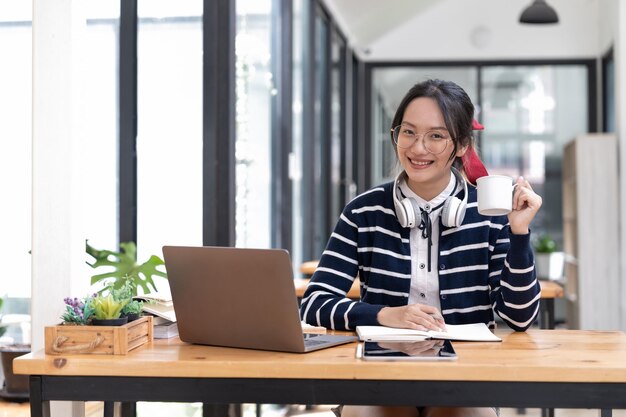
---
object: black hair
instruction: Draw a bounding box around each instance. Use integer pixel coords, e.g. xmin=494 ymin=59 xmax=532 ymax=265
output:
xmin=390 ymin=79 xmax=475 ymax=167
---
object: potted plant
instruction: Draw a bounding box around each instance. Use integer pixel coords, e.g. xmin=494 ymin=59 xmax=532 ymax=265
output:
xmin=91 ymin=294 xmax=129 ymax=326
xmin=0 ymin=296 xmax=30 ymax=402
xmin=121 ymin=299 xmax=144 ymax=322
xmin=533 ymin=234 xmax=564 ymax=281
xmin=60 ymin=282 xmax=136 ymax=327
xmin=109 ymin=279 xmax=144 ymax=322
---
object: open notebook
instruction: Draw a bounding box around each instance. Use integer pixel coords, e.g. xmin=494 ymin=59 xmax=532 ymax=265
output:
xmin=356 ymin=323 xmax=502 ymax=342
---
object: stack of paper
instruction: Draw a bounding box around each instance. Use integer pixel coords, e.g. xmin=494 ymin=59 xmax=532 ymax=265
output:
xmin=153 ymin=322 xmax=179 ymax=339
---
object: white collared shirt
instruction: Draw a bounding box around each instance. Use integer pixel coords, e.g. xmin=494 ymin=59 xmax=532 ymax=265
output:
xmin=399 ymin=174 xmax=457 ymax=309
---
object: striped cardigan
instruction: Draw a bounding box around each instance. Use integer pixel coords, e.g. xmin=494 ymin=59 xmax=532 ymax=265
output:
xmin=300 ymin=181 xmax=540 ymax=332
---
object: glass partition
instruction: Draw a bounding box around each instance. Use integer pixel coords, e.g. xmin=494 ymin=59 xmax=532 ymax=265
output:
xmin=481 ymin=65 xmax=588 ymax=244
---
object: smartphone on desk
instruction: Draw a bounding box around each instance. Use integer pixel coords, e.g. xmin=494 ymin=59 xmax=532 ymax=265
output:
xmin=359 ymin=339 xmax=457 ymax=361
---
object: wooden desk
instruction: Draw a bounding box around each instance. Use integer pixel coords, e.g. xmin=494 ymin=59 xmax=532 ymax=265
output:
xmin=295 ymin=278 xmax=563 ymax=329
xmin=15 ymin=330 xmax=626 ymax=417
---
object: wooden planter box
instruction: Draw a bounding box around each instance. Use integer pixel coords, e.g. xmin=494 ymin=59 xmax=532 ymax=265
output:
xmin=45 ymin=315 xmax=153 ymax=355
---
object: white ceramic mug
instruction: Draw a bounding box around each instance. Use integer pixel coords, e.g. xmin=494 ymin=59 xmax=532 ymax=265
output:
xmin=476 ymin=175 xmax=516 ymax=216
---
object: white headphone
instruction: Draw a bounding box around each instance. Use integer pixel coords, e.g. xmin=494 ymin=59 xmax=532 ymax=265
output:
xmin=392 ymin=166 xmax=468 ymax=229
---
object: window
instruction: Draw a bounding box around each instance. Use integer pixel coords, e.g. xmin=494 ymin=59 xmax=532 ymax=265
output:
xmin=84 ymin=1 xmax=121 ymax=255
xmin=235 ymin=0 xmax=273 ymax=248
xmin=329 ymin=28 xmax=346 ymax=222
xmin=291 ymin=0 xmax=305 ymax=267
xmin=0 ymin=2 xmax=32 ymax=298
xmin=136 ymin=1 xmax=203 ymax=266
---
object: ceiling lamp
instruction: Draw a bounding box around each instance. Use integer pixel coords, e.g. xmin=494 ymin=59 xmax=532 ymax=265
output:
xmin=519 ymin=0 xmax=559 ymax=24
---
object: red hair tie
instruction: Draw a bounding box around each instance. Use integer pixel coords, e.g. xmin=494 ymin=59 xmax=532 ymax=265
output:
xmin=462 ymin=120 xmax=488 ymax=185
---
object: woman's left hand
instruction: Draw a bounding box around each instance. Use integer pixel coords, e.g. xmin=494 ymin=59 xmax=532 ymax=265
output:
xmin=508 ymin=177 xmax=542 ymax=235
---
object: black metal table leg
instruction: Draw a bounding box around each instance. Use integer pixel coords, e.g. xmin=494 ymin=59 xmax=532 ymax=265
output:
xmin=104 ymin=401 xmax=115 ymax=417
xmin=203 ymin=403 xmax=230 ymax=417
xmin=121 ymin=401 xmax=137 ymax=417
xmin=29 ymin=376 xmax=51 ymax=417
xmin=542 ymin=298 xmax=555 ymax=329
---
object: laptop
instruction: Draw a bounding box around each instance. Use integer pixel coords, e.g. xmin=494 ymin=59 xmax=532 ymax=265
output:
xmin=162 ymin=246 xmax=357 ymax=353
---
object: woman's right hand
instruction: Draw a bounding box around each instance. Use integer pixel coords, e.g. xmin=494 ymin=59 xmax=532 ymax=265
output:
xmin=377 ymin=304 xmax=446 ymax=332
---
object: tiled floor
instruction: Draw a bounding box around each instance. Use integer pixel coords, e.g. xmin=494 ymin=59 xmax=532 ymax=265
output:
xmin=0 ymin=400 xmax=105 ymax=417
xmin=0 ymin=400 xmax=29 ymax=417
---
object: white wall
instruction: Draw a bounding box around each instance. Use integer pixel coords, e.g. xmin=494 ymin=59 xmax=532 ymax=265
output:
xmin=598 ymin=0 xmax=617 ymax=55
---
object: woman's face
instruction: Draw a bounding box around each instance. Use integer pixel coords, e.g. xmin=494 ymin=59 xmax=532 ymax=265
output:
xmin=397 ymin=97 xmax=467 ymax=197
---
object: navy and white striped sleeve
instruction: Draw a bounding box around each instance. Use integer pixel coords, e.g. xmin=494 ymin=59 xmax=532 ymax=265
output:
xmin=299 ymin=204 xmax=385 ymax=330
xmin=489 ymin=226 xmax=540 ymax=331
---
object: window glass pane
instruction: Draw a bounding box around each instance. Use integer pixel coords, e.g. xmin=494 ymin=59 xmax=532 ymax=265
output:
xmin=291 ymin=0 xmax=304 ymax=269
xmin=235 ymin=0 xmax=273 ymax=248
xmin=370 ymin=67 xmax=478 ymax=185
xmin=329 ymin=30 xmax=345 ymax=222
xmin=0 ymin=2 xmax=32 ymax=298
xmin=312 ymin=11 xmax=329 ymax=256
xmin=481 ymin=65 xmax=588 ymax=245
xmin=84 ymin=1 xmax=120 ymax=255
xmin=137 ymin=2 xmax=203 ymax=276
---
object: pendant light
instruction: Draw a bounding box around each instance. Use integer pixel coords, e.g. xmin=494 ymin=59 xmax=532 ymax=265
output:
xmin=519 ymin=0 xmax=559 ymax=24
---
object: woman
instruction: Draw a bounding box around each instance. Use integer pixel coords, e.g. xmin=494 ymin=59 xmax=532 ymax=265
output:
xmin=300 ymin=79 xmax=542 ymax=417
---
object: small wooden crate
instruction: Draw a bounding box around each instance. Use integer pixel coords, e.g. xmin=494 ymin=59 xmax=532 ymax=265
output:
xmin=45 ymin=315 xmax=153 ymax=355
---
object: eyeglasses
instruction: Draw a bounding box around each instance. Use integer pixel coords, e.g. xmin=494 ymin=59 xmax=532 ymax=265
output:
xmin=391 ymin=125 xmax=451 ymax=155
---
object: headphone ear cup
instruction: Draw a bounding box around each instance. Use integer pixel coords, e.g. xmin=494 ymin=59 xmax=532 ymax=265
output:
xmin=400 ymin=198 xmax=416 ymax=228
xmin=441 ymin=197 xmax=463 ymax=228
xmin=395 ymin=198 xmax=409 ymax=227
xmin=442 ymin=167 xmax=469 ymax=228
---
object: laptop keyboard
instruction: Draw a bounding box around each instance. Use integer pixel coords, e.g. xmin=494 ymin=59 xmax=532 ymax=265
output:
xmin=303 ymin=333 xmax=327 ymax=346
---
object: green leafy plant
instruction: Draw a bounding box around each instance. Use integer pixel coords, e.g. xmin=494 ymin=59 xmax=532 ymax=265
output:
xmin=92 ymin=294 xmax=128 ymax=320
xmin=86 ymin=241 xmax=167 ymax=296
xmin=534 ymin=234 xmax=558 ymax=254
xmin=108 ymin=279 xmax=144 ymax=316
xmin=60 ymin=280 xmax=142 ymax=325
xmin=122 ymin=299 xmax=144 ymax=316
